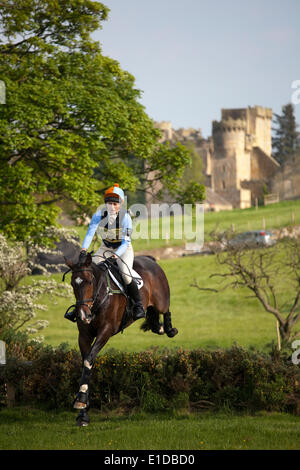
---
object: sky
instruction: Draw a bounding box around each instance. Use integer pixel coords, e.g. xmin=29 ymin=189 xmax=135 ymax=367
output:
xmin=93 ymin=0 xmax=300 ymax=138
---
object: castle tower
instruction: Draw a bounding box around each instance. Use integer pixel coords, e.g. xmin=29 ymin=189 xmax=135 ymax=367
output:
xmin=211 ymin=106 xmax=277 ymax=208
xmin=212 ymin=116 xmax=251 ymax=208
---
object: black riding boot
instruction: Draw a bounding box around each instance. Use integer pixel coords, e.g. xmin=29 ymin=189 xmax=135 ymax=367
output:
xmin=64 ymin=307 xmax=77 ymax=322
xmin=127 ymin=280 xmax=146 ymax=320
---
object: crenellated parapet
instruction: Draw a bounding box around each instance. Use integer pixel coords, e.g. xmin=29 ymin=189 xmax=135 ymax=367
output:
xmin=212 ymin=118 xmax=247 ymax=133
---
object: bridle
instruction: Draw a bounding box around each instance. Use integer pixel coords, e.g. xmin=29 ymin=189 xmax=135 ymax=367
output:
xmin=63 ymin=267 xmax=97 ymax=320
xmin=73 ymin=267 xmax=96 ymax=312
xmin=63 ymin=262 xmax=124 ymax=322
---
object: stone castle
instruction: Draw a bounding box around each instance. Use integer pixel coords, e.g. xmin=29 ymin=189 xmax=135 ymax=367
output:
xmin=155 ymin=106 xmax=282 ymax=209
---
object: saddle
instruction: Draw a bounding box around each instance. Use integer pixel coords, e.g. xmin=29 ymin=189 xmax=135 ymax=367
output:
xmin=98 ymin=258 xmax=144 ymax=332
xmin=99 ymin=258 xmax=143 ymax=293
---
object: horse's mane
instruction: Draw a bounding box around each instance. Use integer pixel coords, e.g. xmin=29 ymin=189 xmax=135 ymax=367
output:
xmin=91 ymin=259 xmax=119 ymax=277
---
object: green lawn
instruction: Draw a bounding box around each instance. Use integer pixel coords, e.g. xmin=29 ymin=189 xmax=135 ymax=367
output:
xmin=201 ymin=199 xmax=300 ymax=240
xmin=5 ymin=202 xmax=300 ymax=451
xmin=35 ymin=251 xmax=285 ymax=352
xmin=1 ymin=407 xmax=300 ymax=450
xmin=36 ymin=199 xmax=300 ymax=351
xmin=4 ymin=201 xmax=300 ymax=451
xmin=73 ymin=199 xmax=300 ymax=252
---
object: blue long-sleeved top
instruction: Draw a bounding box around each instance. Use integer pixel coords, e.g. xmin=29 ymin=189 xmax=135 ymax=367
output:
xmin=82 ymin=209 xmax=132 ymax=257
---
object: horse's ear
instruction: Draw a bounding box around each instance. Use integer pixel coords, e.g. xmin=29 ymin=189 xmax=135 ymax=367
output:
xmin=85 ymin=253 xmax=92 ymax=266
xmin=64 ymin=257 xmax=74 ymax=269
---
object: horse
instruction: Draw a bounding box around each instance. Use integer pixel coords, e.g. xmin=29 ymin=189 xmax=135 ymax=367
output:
xmin=64 ymin=252 xmax=178 ymax=426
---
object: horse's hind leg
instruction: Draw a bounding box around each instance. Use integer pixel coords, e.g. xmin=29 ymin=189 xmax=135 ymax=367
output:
xmin=141 ymin=306 xmax=164 ymax=335
xmin=163 ymin=310 xmax=178 ymax=338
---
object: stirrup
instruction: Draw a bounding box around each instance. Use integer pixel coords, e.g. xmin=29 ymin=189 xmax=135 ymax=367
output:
xmin=64 ymin=307 xmax=77 ymax=323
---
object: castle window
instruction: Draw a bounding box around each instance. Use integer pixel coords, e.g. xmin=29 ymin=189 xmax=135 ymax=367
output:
xmin=222 ymin=180 xmax=226 ymax=189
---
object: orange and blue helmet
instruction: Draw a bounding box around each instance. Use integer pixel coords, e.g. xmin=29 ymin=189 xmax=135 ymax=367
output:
xmin=104 ymin=183 xmax=124 ymax=203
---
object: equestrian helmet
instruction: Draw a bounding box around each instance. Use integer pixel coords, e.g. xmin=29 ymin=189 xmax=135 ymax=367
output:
xmin=104 ymin=183 xmax=124 ymax=203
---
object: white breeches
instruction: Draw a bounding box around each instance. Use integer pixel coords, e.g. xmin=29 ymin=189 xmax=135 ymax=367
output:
xmin=93 ymin=243 xmax=134 ymax=285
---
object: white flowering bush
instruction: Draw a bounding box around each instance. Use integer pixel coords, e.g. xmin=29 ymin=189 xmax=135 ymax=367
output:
xmin=0 ymin=231 xmax=74 ymax=341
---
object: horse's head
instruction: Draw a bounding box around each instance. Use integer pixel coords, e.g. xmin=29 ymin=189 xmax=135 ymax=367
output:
xmin=65 ymin=253 xmax=96 ymax=325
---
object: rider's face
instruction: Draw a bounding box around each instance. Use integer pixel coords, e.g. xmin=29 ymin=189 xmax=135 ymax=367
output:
xmin=106 ymin=201 xmax=120 ymax=214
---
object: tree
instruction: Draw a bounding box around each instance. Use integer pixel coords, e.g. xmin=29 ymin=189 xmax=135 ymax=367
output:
xmin=0 ymin=0 xmax=204 ymax=245
xmin=272 ymin=103 xmax=299 ymax=165
xmin=181 ymin=142 xmax=204 ymax=186
xmin=0 ymin=230 xmax=74 ymax=341
xmin=191 ymin=233 xmax=300 ymax=349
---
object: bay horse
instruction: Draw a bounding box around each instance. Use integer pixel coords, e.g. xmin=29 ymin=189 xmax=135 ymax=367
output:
xmin=64 ymin=252 xmax=178 ymax=426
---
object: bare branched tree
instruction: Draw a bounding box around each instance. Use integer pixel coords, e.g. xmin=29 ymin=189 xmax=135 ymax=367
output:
xmin=191 ymin=232 xmax=300 ymax=349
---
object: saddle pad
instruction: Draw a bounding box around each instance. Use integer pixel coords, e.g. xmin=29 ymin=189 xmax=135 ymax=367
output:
xmin=108 ymin=268 xmax=143 ymax=292
xmin=132 ymin=269 xmax=144 ymax=289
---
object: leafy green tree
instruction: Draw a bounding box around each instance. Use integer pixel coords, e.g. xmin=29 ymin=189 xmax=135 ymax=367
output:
xmin=181 ymin=142 xmax=204 ymax=186
xmin=272 ymin=103 xmax=299 ymax=165
xmin=0 ymin=0 xmax=203 ymax=245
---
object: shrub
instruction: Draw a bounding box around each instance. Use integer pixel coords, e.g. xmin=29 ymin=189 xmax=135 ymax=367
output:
xmin=1 ymin=341 xmax=300 ymax=414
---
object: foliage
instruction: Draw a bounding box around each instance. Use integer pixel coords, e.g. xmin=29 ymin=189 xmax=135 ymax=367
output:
xmin=0 ymin=0 xmax=204 ymax=245
xmin=1 ymin=342 xmax=300 ymax=415
xmin=272 ymin=103 xmax=300 ymax=165
xmin=181 ymin=141 xmax=204 ymax=185
xmin=0 ymin=232 xmax=73 ymax=340
xmin=175 ymin=181 xmax=205 ymax=205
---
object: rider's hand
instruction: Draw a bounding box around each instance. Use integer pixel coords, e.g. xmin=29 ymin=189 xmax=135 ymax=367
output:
xmin=107 ymin=254 xmax=117 ymax=262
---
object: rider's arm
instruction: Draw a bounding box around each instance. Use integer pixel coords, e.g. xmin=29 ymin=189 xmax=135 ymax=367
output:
xmin=114 ymin=212 xmax=132 ymax=257
xmin=81 ymin=210 xmax=102 ymax=250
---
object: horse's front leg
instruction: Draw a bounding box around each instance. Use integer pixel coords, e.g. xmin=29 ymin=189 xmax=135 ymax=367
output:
xmin=74 ymin=326 xmax=112 ymax=412
xmin=73 ymin=332 xmax=93 ymax=414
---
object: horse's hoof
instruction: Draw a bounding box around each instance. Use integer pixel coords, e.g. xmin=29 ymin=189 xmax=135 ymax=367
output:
xmin=167 ymin=328 xmax=178 ymax=338
xmin=73 ymin=400 xmax=87 ymax=410
xmin=76 ymin=409 xmax=90 ymax=426
xmin=73 ymin=391 xmax=89 ymax=410
xmin=76 ymin=417 xmax=89 ymax=427
xmin=76 ymin=415 xmax=90 ymax=426
xmin=152 ymin=324 xmax=165 ymax=335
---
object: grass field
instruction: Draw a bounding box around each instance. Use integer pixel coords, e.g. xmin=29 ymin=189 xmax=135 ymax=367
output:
xmin=37 ymin=199 xmax=300 ymax=350
xmin=36 ymin=240 xmax=297 ymax=352
xmin=3 ymin=200 xmax=300 ymax=451
xmin=73 ymin=199 xmax=300 ymax=252
xmin=1 ymin=407 xmax=300 ymax=450
xmin=34 ymin=253 xmax=281 ymax=351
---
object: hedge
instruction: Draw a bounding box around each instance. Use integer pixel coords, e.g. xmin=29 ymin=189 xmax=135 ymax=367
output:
xmin=1 ymin=336 xmax=300 ymax=414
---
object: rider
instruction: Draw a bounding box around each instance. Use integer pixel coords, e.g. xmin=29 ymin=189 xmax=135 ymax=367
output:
xmin=64 ymin=183 xmax=146 ymax=322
